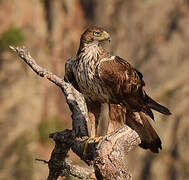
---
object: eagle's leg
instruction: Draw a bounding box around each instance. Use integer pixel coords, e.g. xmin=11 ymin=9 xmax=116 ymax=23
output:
xmin=96 ymin=103 xmax=110 ymax=136
xmin=82 ymin=103 xmax=109 ymax=156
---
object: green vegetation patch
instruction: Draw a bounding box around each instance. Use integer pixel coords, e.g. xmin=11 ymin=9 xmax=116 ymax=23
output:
xmin=38 ymin=115 xmax=67 ymax=144
xmin=0 ymin=26 xmax=24 ymax=52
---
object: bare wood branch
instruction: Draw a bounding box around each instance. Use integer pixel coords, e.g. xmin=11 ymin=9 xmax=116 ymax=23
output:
xmin=10 ymin=46 xmax=141 ymax=180
xmin=65 ymin=160 xmax=95 ymax=179
xmin=9 ymin=45 xmax=89 ymax=138
xmin=94 ymin=126 xmax=140 ymax=180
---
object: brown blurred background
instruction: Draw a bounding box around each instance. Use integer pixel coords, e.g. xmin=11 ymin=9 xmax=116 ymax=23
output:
xmin=0 ymin=0 xmax=189 ymax=179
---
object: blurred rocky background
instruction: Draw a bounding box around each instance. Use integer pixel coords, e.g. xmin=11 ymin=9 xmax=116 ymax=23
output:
xmin=0 ymin=0 xmax=189 ymax=179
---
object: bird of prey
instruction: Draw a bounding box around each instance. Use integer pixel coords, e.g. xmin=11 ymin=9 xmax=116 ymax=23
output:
xmin=65 ymin=26 xmax=171 ymax=153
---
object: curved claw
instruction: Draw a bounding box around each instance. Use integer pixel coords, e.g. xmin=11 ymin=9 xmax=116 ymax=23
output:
xmin=82 ymin=136 xmax=102 ymax=156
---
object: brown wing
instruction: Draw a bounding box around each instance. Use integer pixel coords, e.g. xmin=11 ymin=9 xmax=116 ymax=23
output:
xmin=126 ymin=110 xmax=162 ymax=153
xmin=98 ymin=56 xmax=147 ymax=110
xmin=110 ymin=105 xmax=162 ymax=153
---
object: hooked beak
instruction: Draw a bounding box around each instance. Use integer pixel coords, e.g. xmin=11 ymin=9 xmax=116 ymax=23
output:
xmin=102 ymin=31 xmax=111 ymax=42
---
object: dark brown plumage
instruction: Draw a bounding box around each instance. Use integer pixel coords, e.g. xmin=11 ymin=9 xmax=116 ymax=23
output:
xmin=98 ymin=55 xmax=171 ymax=120
xmin=65 ymin=26 xmax=171 ymax=153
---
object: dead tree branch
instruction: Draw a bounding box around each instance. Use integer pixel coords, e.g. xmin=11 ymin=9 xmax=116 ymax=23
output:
xmin=10 ymin=46 xmax=141 ymax=180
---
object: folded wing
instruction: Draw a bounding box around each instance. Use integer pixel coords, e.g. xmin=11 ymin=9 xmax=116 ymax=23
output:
xmin=97 ymin=55 xmax=171 ymax=119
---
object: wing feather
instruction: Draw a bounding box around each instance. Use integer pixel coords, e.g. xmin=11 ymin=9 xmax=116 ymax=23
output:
xmin=64 ymin=57 xmax=81 ymax=92
xmin=98 ymin=56 xmax=145 ymax=105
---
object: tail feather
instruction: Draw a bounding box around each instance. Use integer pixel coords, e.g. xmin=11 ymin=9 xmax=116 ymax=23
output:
xmin=147 ymin=96 xmax=171 ymax=115
xmin=126 ymin=111 xmax=162 ymax=153
xmin=145 ymin=108 xmax=154 ymax=121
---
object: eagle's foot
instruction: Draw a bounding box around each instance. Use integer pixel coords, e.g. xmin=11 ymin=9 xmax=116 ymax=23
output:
xmin=82 ymin=136 xmax=102 ymax=156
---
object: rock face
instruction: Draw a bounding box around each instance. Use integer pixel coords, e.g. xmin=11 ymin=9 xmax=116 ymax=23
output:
xmin=0 ymin=0 xmax=188 ymax=179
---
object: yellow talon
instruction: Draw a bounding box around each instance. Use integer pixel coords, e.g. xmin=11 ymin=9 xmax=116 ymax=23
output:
xmin=82 ymin=136 xmax=95 ymax=155
xmin=82 ymin=136 xmax=102 ymax=156
xmin=93 ymin=136 xmax=102 ymax=142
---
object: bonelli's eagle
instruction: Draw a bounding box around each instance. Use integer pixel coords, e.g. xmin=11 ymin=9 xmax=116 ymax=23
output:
xmin=65 ymin=26 xmax=171 ymax=153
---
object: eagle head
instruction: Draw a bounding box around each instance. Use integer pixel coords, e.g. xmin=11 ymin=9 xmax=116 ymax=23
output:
xmin=81 ymin=26 xmax=111 ymax=44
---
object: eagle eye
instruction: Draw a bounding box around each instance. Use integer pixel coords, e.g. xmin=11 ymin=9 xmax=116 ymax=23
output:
xmin=93 ymin=31 xmax=101 ymax=36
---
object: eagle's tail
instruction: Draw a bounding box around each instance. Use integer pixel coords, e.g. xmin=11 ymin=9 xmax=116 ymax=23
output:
xmin=147 ymin=95 xmax=171 ymax=116
xmin=126 ymin=111 xmax=162 ymax=153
